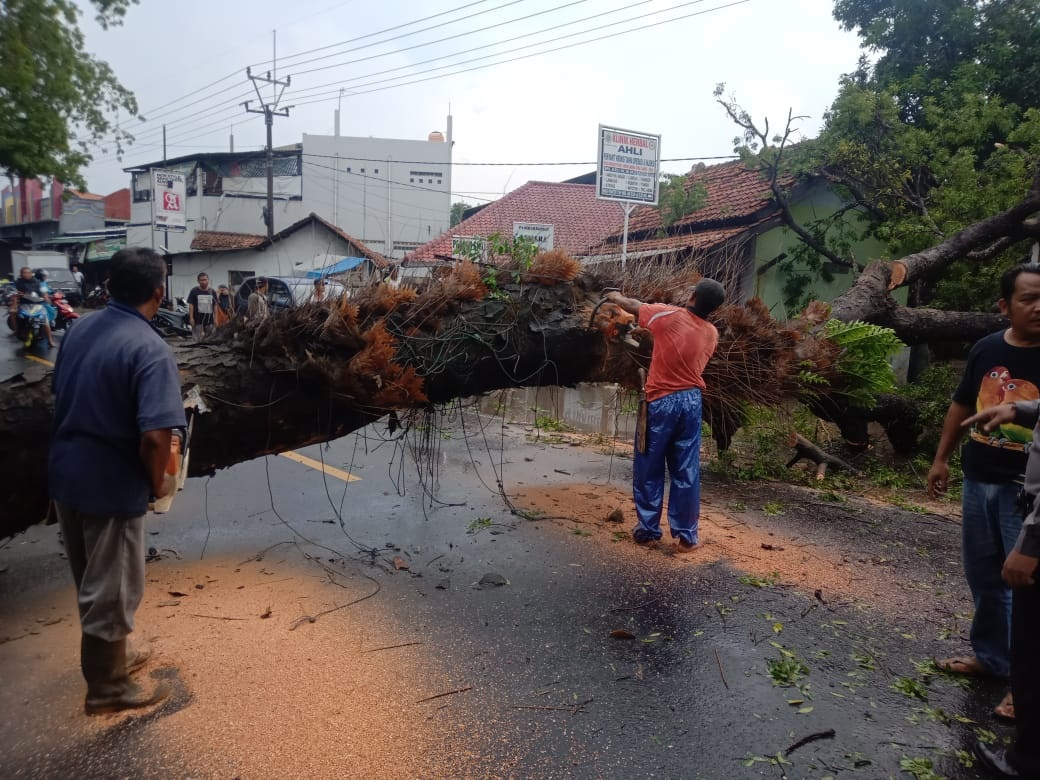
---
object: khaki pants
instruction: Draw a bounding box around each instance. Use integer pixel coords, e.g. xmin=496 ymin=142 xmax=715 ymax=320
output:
xmin=56 ymin=503 xmax=145 ymax=642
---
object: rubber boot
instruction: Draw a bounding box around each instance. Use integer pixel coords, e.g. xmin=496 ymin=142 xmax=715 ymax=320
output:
xmin=125 ymin=638 xmax=152 ymax=675
xmin=81 ymin=634 xmax=170 ymax=716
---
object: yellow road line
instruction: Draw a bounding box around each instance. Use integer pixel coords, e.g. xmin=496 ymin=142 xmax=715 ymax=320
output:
xmin=278 ymin=451 xmax=360 ymax=483
xmin=25 ymin=354 xmax=55 ymax=367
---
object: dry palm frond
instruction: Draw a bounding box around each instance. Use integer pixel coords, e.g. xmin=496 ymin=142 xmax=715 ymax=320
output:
xmin=523 ymin=250 xmax=582 ymax=286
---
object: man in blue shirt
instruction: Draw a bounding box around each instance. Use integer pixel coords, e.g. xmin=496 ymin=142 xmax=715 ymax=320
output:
xmin=49 ymin=247 xmax=186 ymax=715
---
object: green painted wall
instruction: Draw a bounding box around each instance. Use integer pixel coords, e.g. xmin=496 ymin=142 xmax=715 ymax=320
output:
xmin=751 ymin=183 xmax=905 ymax=319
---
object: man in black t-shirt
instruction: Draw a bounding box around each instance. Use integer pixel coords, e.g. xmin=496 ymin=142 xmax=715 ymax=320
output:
xmin=928 ymin=263 xmax=1040 ymax=722
xmin=186 ymin=272 xmax=217 ymax=341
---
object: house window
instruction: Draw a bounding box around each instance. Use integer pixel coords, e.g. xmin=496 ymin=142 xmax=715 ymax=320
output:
xmin=374 ymin=168 xmax=379 ymax=174
xmin=346 ymin=167 xmax=351 ymax=173
xmin=360 ymin=168 xmax=365 ymax=173
xmin=410 ymin=178 xmax=414 ymax=183
xmin=437 ymin=179 xmax=442 ymax=184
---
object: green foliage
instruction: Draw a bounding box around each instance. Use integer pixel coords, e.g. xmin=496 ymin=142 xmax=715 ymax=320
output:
xmin=739 ymin=572 xmax=779 ymax=588
xmin=766 ymin=641 xmax=809 ymax=687
xmin=0 ymin=0 xmax=139 ymax=186
xmin=467 ymin=516 xmax=493 ymax=533
xmin=657 ymin=173 xmax=707 ymax=227
xmin=450 ymin=201 xmax=472 ymax=227
xmin=892 ymin=676 xmax=928 ymax=700
xmin=824 ymin=319 xmax=904 ymax=408
xmin=898 ymin=756 xmax=944 ymax=780
xmin=818 ymin=0 xmax=1040 ymax=308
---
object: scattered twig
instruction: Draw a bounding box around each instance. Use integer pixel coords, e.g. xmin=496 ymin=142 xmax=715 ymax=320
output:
xmin=714 ymin=647 xmax=729 ymax=689
xmin=364 ymin=641 xmax=424 ymax=653
xmin=415 ymin=686 xmax=472 ymax=704
xmin=512 ymin=698 xmax=593 ymax=715
xmin=190 ymin=614 xmax=248 ymax=621
xmin=785 ymin=729 xmax=836 ymax=756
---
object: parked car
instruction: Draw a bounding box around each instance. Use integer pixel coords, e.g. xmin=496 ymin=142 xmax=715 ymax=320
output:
xmin=234 ymin=275 xmax=347 ymax=315
xmin=34 ymin=267 xmax=82 ymax=306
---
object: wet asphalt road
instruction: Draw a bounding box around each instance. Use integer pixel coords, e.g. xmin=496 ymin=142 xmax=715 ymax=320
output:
xmin=0 ymin=332 xmax=1004 ymax=779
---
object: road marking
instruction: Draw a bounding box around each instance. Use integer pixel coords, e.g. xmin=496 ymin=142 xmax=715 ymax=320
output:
xmin=278 ymin=451 xmax=360 ymax=482
xmin=25 ymin=354 xmax=55 ymax=367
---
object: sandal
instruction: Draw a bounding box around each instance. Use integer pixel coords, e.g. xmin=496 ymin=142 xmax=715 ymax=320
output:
xmin=994 ymin=691 xmax=1015 ymax=723
xmin=936 ymin=656 xmax=992 ymax=677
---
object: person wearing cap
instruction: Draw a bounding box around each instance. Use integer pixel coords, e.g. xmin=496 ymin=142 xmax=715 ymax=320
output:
xmin=605 ymin=279 xmax=726 ymax=554
xmin=247 ymin=277 xmax=269 ymax=322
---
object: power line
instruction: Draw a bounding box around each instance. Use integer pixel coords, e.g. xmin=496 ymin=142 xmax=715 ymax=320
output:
xmin=102 ymin=0 xmax=520 ymax=143
xmin=289 ymin=0 xmax=749 ymax=106
xmin=98 ymin=0 xmax=717 ymax=151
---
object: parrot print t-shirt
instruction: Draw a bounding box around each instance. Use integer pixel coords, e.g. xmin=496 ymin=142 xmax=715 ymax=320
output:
xmin=953 ymin=330 xmax=1040 ymax=483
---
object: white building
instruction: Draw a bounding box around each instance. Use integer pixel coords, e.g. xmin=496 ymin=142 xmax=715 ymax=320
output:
xmin=125 ymin=118 xmax=452 ymax=260
xmin=167 ymin=212 xmax=388 ymax=300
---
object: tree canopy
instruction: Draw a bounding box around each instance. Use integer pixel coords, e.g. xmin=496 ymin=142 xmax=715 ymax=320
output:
xmin=723 ymin=1 xmax=1040 ymax=313
xmin=0 ymin=0 xmax=138 ymax=188
xmin=818 ymin=0 xmax=1040 ymax=308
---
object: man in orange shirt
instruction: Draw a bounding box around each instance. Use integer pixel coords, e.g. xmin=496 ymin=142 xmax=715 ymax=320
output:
xmin=606 ymin=279 xmax=725 ymax=553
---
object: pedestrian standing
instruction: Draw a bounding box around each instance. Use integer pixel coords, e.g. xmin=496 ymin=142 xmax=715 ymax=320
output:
xmin=310 ymin=277 xmax=328 ymax=304
xmin=48 ymin=246 xmax=186 ymax=715
xmin=927 ymin=262 xmax=1040 ymax=721
xmin=605 ymin=279 xmax=725 ymax=553
xmin=215 ymin=284 xmax=233 ymax=327
xmin=247 ymin=277 xmax=269 ymax=322
xmin=70 ymin=264 xmax=85 ymax=300
xmin=963 ymin=396 xmax=1040 ymax=777
xmin=187 ymin=272 xmax=217 ymax=340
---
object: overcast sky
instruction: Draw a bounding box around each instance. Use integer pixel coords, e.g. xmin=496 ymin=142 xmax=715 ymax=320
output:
xmin=79 ymin=0 xmax=863 ymax=205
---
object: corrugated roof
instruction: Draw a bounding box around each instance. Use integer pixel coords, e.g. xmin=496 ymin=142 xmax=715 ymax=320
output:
xmin=404 ymin=181 xmax=626 ymax=263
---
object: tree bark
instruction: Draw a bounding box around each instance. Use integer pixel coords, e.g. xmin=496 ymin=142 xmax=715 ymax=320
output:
xmin=0 ymin=283 xmax=612 ymax=538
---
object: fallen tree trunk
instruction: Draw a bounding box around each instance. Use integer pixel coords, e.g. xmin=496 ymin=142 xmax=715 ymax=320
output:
xmin=1 ymin=276 xmax=611 ymax=537
xmin=5 ymin=188 xmax=1039 ymax=540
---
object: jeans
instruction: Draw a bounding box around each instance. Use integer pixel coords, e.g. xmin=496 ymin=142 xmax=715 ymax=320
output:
xmin=632 ymin=388 xmax=702 ymax=546
xmin=961 ymin=479 xmax=1023 ymax=679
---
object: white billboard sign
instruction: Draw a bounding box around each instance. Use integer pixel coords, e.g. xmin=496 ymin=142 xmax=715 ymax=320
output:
xmin=513 ymin=222 xmax=554 ymax=250
xmin=152 ymin=169 xmax=187 ymax=230
xmin=596 ymin=125 xmax=661 ymax=205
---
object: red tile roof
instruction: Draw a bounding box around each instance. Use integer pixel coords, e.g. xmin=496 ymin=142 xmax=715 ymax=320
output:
xmin=190 ymin=231 xmax=266 ymax=251
xmin=590 ymin=160 xmax=791 ymax=257
xmin=404 ymin=181 xmax=626 ymax=262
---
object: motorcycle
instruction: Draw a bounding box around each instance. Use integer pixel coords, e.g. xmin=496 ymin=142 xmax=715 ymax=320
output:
xmin=50 ymin=290 xmax=80 ymax=331
xmin=84 ymin=285 xmax=109 ymax=309
xmin=151 ymin=302 xmax=191 ymax=339
xmin=9 ymin=291 xmax=49 ymax=348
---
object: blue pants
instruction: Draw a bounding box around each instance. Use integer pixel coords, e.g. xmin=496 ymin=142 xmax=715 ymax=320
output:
xmin=961 ymin=479 xmax=1022 ymax=679
xmin=632 ymin=388 xmax=702 ymax=546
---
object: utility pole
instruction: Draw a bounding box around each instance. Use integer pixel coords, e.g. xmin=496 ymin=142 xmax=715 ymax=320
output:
xmin=243 ymin=66 xmax=291 ymax=240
